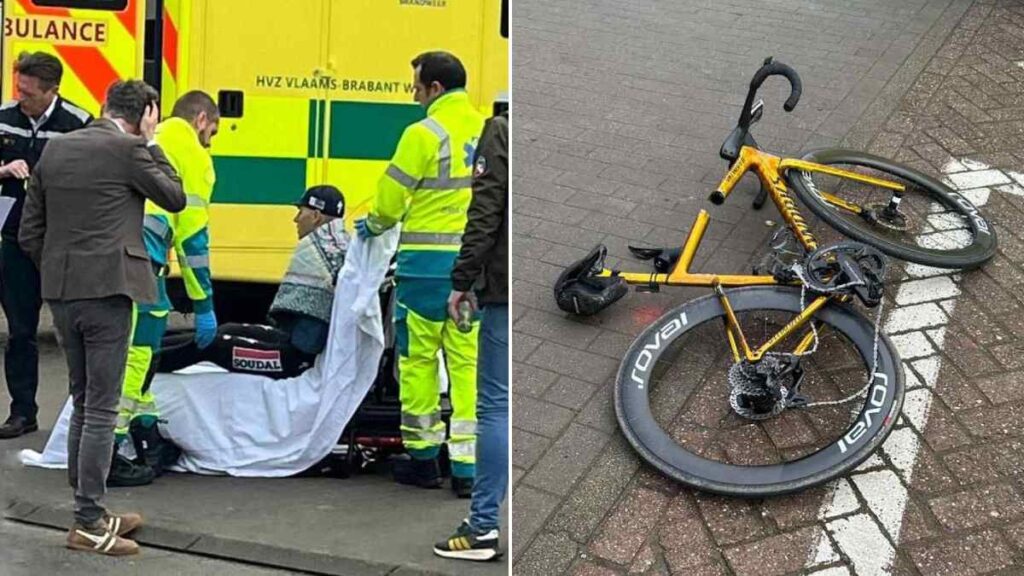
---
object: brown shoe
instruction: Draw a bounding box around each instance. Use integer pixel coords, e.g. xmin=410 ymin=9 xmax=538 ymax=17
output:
xmin=104 ymin=512 xmax=143 ymax=536
xmin=66 ymin=523 xmax=140 ymax=556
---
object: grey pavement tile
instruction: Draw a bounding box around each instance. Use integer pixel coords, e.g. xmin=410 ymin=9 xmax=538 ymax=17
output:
xmin=544 ymin=241 xmax=612 ymax=275
xmin=541 ymin=154 xmax=616 ymax=183
xmin=511 ymin=486 xmax=564 ymax=564
xmin=513 ymin=427 xmax=553 ymax=472
xmin=898 ymin=497 xmax=943 ymax=545
xmin=513 ymin=531 xmax=578 ymax=576
xmin=516 ymin=196 xmax=590 ymax=226
xmin=937 ymin=324 xmax=1003 ymax=378
xmin=586 ymin=330 xmax=635 ymax=361
xmin=513 ymin=332 xmax=542 ymax=364
xmin=515 ymin=178 xmax=577 ymax=206
xmin=574 ymin=380 xmax=618 ymax=434
xmin=513 ymin=234 xmax=559 ymax=262
xmin=512 ymin=278 xmax=568 ymax=317
xmin=514 ymin=363 xmax=560 ymax=398
xmin=530 ymin=221 xmax=610 ymax=251
xmin=512 ymin=257 xmax=570 ymax=289
xmin=629 ymin=203 xmax=702 ymax=233
xmin=597 ymin=164 xmax=669 ymax=190
xmin=564 ymin=190 xmax=638 ymax=218
xmin=512 ymin=467 xmax=525 ymax=488
xmin=578 ymin=212 xmax=662 ymax=242
xmin=515 ymin=309 xmax=603 ymax=352
xmin=546 ymin=434 xmax=641 ymax=543
xmin=526 ymin=342 xmax=620 ymax=386
xmin=521 ymin=424 xmax=612 ymax=497
xmin=512 ymin=393 xmax=575 ymax=439
xmin=544 ymin=377 xmax=599 ymax=412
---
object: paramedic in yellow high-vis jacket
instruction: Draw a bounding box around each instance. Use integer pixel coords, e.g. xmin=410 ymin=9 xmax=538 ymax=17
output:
xmin=357 ymin=52 xmax=484 ymax=498
xmin=109 ymin=92 xmax=220 ymax=487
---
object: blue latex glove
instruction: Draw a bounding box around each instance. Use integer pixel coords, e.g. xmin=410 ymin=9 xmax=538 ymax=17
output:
xmin=194 ymin=310 xmax=218 ymax=349
xmin=355 ymin=218 xmax=380 ymax=240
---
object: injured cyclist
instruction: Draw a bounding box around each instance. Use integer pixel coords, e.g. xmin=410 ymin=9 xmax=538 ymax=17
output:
xmin=158 ymin=185 xmax=349 ymax=378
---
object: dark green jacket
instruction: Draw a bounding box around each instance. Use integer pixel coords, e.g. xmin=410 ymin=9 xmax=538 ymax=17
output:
xmin=451 ymin=112 xmax=508 ymax=305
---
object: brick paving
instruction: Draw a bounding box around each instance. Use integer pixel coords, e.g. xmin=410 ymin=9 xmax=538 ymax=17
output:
xmin=511 ymin=0 xmax=1024 ymax=574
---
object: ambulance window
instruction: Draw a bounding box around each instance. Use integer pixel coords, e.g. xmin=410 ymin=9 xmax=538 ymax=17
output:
xmin=33 ymin=0 xmax=129 ymax=10
xmin=218 ymin=90 xmax=244 ymax=119
xmin=500 ymin=0 xmax=508 ymax=38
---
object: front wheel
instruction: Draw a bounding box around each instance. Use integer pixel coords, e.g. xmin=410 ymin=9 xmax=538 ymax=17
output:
xmin=614 ymin=286 xmax=903 ymax=497
xmin=787 ymin=148 xmax=997 ymax=269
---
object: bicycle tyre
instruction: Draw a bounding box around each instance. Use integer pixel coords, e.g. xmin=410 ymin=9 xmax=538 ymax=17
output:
xmin=614 ymin=286 xmax=903 ymax=497
xmin=787 ymin=148 xmax=997 ymax=269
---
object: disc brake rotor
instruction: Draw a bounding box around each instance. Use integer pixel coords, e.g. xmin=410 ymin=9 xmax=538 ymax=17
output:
xmin=863 ymin=202 xmax=910 ymax=231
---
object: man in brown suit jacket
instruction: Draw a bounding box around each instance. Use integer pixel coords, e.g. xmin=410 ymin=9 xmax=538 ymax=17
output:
xmin=19 ymin=80 xmax=186 ymax=556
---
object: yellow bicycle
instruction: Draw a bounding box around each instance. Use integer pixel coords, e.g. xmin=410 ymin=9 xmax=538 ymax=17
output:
xmin=553 ymin=58 xmax=993 ymax=496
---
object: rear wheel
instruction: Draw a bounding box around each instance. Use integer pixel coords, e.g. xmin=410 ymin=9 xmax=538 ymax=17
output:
xmin=787 ymin=148 xmax=996 ymax=269
xmin=614 ymin=286 xmax=903 ymax=497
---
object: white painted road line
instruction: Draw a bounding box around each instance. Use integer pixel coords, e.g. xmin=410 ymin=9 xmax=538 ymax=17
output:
xmin=807 ymin=157 xmax=1005 ymax=575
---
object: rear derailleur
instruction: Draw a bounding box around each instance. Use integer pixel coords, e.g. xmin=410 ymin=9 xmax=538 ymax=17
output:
xmin=727 ymin=356 xmax=807 ymax=420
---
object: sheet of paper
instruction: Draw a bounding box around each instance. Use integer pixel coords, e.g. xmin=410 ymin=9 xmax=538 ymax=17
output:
xmin=0 ymin=197 xmax=14 ymax=230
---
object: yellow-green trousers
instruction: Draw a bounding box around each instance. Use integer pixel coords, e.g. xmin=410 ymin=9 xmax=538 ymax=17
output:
xmin=394 ymin=278 xmax=478 ymax=479
xmin=116 ymin=276 xmax=170 ymax=439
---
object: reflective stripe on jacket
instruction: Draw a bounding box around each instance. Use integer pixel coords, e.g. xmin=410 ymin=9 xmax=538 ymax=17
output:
xmin=368 ymin=90 xmax=485 ymax=279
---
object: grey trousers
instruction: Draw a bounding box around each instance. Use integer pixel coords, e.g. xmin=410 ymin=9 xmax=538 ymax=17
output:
xmin=49 ymin=296 xmax=133 ymax=527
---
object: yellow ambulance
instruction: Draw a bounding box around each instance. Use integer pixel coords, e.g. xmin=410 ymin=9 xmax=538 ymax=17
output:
xmin=2 ymin=0 xmax=508 ymax=319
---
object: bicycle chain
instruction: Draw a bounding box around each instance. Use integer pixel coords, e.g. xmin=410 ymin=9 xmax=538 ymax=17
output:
xmin=788 ymin=257 xmax=887 ymax=409
xmin=725 ymin=243 xmax=887 ymax=419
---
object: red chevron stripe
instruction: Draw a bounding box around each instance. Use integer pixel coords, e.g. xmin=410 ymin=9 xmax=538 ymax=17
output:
xmin=115 ymin=0 xmax=138 ymax=40
xmin=162 ymin=6 xmax=179 ymax=81
xmin=15 ymin=0 xmax=124 ymax=106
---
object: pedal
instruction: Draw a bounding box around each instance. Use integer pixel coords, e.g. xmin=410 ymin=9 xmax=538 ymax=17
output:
xmin=802 ymin=242 xmax=887 ymax=306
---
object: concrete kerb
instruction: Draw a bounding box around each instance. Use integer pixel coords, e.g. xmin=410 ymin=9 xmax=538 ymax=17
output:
xmin=3 ymin=500 xmax=425 ymax=576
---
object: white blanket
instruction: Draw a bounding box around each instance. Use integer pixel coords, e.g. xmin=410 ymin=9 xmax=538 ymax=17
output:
xmin=22 ymin=229 xmax=399 ymax=477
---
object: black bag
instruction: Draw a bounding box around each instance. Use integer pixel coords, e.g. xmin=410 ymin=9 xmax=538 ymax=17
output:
xmin=553 ymin=245 xmax=627 ymax=316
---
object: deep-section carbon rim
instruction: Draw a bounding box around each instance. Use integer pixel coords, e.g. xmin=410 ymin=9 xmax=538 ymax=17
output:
xmin=787 ymin=148 xmax=997 ymax=269
xmin=614 ymin=286 xmax=904 ymax=497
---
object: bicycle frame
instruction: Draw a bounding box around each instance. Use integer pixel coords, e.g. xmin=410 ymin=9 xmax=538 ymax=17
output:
xmin=594 ymin=145 xmax=905 ymax=362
